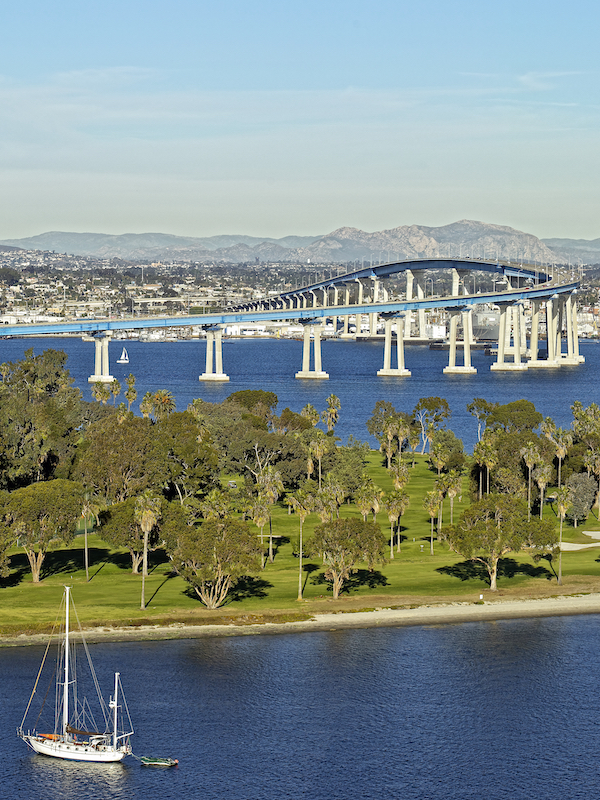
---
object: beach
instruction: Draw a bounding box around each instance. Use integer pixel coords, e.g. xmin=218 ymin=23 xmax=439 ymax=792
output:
xmin=4 ymin=591 xmax=600 ymax=647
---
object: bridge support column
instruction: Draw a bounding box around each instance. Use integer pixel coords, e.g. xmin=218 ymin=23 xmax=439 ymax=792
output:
xmin=341 ymin=288 xmax=351 ymax=336
xmin=443 ymin=309 xmax=476 ymax=374
xmin=378 ymin=317 xmax=411 ymax=376
xmin=295 ymin=324 xmax=329 ymax=379
xmin=491 ymin=303 xmax=527 ymax=371
xmin=199 ymin=328 xmax=229 ymax=381
xmin=527 ymin=299 xmax=543 ymax=367
xmin=369 ymin=279 xmax=379 ymax=335
xmin=86 ymin=333 xmax=114 ymax=383
xmin=562 ymin=292 xmax=585 ymax=364
xmin=405 ymin=271 xmax=414 ymax=339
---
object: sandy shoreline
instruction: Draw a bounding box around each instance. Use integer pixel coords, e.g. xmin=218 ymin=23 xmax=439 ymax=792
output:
xmin=3 ymin=592 xmax=600 ymax=647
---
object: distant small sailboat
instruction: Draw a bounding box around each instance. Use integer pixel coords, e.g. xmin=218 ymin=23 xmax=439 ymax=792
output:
xmin=116 ymin=347 xmax=129 ymax=364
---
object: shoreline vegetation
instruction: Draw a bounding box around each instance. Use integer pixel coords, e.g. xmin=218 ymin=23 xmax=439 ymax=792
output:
xmin=2 ymin=353 xmax=600 ymax=645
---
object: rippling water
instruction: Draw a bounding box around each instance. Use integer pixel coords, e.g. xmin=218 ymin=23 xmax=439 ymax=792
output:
xmin=3 ymin=617 xmax=600 ymax=800
xmin=2 ymin=336 xmax=599 ymax=450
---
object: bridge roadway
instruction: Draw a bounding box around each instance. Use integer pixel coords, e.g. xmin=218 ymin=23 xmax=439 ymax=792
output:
xmin=0 ymin=257 xmax=581 ymax=382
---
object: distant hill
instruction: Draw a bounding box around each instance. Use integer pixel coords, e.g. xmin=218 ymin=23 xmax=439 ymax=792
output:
xmin=3 ymin=221 xmax=596 ymax=264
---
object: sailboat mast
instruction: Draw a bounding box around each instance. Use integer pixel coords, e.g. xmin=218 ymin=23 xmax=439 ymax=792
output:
xmin=63 ymin=586 xmax=70 ymax=738
xmin=113 ymin=672 xmax=120 ymax=750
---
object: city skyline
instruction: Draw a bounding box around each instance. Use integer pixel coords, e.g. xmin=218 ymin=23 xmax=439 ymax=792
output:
xmin=1 ymin=0 xmax=598 ymax=241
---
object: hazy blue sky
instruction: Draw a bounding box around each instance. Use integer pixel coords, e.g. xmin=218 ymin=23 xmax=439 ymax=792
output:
xmin=1 ymin=0 xmax=598 ymax=240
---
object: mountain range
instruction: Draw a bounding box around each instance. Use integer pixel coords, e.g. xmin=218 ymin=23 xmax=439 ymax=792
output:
xmin=2 ymin=220 xmax=598 ymax=265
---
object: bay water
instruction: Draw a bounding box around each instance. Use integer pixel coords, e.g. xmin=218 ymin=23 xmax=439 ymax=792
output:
xmin=2 ymin=335 xmax=600 ymax=799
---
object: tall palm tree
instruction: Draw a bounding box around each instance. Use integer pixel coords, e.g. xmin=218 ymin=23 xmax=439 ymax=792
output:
xmin=81 ymin=492 xmax=102 ymax=582
xmin=520 ymin=441 xmax=541 ymax=520
xmin=135 ymin=490 xmax=162 ymax=610
xmin=384 ymin=489 xmax=410 ymax=558
xmin=151 ymin=389 xmax=176 ymax=421
xmin=533 ymin=462 xmax=554 ymax=519
xmin=554 ymin=486 xmax=572 ymax=586
xmin=300 ymin=403 xmax=320 ymax=426
xmin=309 ymin=433 xmax=328 ymax=490
xmin=445 ymin=469 xmax=462 ymax=525
xmin=258 ymin=466 xmax=284 ymax=562
xmin=423 ymin=490 xmax=441 ymax=556
xmin=389 ymin=457 xmax=410 ymax=491
xmin=289 ymin=488 xmax=314 ymax=600
xmin=321 ymin=394 xmax=341 ymax=433
xmin=124 ymin=373 xmax=137 ymax=411
xmin=110 ymin=379 xmax=121 ymax=406
xmin=249 ymin=495 xmax=269 ymax=569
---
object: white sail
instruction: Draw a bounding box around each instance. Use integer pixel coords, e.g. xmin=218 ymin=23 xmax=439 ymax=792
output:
xmin=18 ymin=587 xmax=133 ymax=763
xmin=116 ymin=347 xmax=129 ymax=364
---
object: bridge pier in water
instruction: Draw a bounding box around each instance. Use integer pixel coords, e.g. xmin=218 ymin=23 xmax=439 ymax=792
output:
xmin=377 ymin=316 xmax=411 ymax=376
xmin=85 ymin=333 xmax=114 ymax=383
xmin=295 ymin=322 xmax=329 ymax=379
xmin=443 ymin=308 xmax=476 ymax=374
xmin=199 ymin=328 xmax=230 ymax=381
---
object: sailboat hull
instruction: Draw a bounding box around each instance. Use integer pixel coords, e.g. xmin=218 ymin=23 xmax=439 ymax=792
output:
xmin=23 ymin=734 xmax=128 ymax=762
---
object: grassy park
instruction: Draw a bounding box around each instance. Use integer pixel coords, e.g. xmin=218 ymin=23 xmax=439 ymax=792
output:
xmin=3 ymin=452 xmax=600 ymax=638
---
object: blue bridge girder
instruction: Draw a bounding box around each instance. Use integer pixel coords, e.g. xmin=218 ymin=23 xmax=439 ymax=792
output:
xmin=0 ymin=281 xmax=578 ymax=338
xmin=230 ymin=256 xmax=550 ymax=311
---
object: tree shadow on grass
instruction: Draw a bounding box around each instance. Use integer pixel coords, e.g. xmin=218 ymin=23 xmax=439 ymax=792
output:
xmin=310 ymin=569 xmax=389 ymax=595
xmin=182 ymin=575 xmax=273 ymax=604
xmin=437 ymin=557 xmax=554 ymax=585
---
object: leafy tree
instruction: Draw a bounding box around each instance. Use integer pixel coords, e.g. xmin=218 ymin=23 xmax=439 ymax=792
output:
xmin=541 ymin=419 xmax=573 ymax=488
xmin=73 ymin=416 xmax=163 ymax=503
xmin=198 ymin=488 xmax=231 ymax=520
xmin=329 ymin=437 xmax=370 ymax=498
xmin=486 ymin=399 xmax=542 ymax=434
xmin=227 ymin=390 xmax=278 ymax=423
xmin=0 ymin=491 xmax=14 ymax=578
xmin=272 ymin=407 xmax=312 ymax=434
xmin=466 ymin=398 xmax=498 ymax=441
xmin=565 ymin=473 xmax=597 ymax=528
xmin=446 ymin=494 xmax=557 ymax=591
xmin=99 ymin=498 xmax=150 ymax=574
xmin=300 ymin=403 xmax=320 ymax=427
xmin=8 ymin=479 xmax=83 ymax=582
xmin=257 ymin=465 xmax=284 ymax=562
xmin=355 ymin=478 xmax=382 ymax=522
xmin=309 ymin=518 xmax=386 ymax=599
xmin=366 ymin=400 xmax=397 ymax=440
xmin=308 ymin=431 xmax=330 ymax=490
xmin=173 ymin=518 xmax=262 ymax=609
xmin=412 ymin=397 xmax=451 ymax=454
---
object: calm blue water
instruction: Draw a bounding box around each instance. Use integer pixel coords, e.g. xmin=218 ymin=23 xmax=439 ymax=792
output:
xmin=1 ymin=336 xmax=599 ymax=451
xmin=3 ymin=616 xmax=600 ymax=800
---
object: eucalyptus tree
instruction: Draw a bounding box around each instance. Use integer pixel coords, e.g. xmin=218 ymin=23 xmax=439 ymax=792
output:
xmin=412 ymin=397 xmax=451 ymax=454
xmin=289 ymin=487 xmax=314 ymax=600
xmin=135 ymin=490 xmax=162 ymax=610
xmin=310 ymin=518 xmax=386 ymax=599
xmin=173 ymin=518 xmax=262 ymax=609
xmin=7 ymin=479 xmax=83 ymax=583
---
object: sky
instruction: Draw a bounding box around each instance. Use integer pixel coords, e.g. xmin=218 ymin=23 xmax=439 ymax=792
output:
xmin=0 ymin=0 xmax=599 ymax=241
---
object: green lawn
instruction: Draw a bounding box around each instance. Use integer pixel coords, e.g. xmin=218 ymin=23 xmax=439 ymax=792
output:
xmin=2 ymin=453 xmax=600 ymax=635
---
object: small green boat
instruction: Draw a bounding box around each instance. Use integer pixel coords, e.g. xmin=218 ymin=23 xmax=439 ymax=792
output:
xmin=140 ymin=756 xmax=178 ymax=767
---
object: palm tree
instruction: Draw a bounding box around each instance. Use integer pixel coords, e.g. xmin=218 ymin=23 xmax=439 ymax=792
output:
xmin=520 ymin=441 xmax=541 ymax=520
xmin=389 ymin=457 xmax=409 ymax=490
xmin=554 ymin=486 xmax=572 ymax=586
xmin=309 ymin=433 xmax=328 ymax=490
xmin=249 ymin=495 xmax=269 ymax=569
xmin=355 ymin=479 xmax=380 ymax=522
xmin=300 ymin=403 xmax=320 ymax=426
xmin=140 ymin=391 xmax=153 ymax=418
xmin=92 ymin=381 xmax=111 ymax=405
xmin=321 ymin=394 xmax=341 ymax=433
xmin=151 ymin=389 xmax=176 ymax=421
xmin=384 ymin=490 xmax=410 ymax=558
xmin=135 ymin=491 xmax=162 ymax=610
xmin=109 ymin=379 xmax=121 ymax=406
xmin=553 ymin=428 xmax=573 ymax=488
xmin=81 ymin=492 xmax=102 ymax=582
xmin=289 ymin=488 xmax=314 ymax=600
xmin=124 ymin=373 xmax=137 ymax=411
xmin=198 ymin=488 xmax=230 ymax=520
xmin=445 ymin=469 xmax=462 ymax=525
xmin=423 ymin=490 xmax=441 ymax=556
xmin=258 ymin=466 xmax=284 ymax=562
xmin=533 ymin=462 xmax=554 ymax=519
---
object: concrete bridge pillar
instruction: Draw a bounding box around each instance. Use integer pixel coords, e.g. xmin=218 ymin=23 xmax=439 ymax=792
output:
xmin=443 ymin=309 xmax=476 ymax=374
xmin=199 ymin=328 xmax=229 ymax=381
xmin=491 ymin=303 xmax=527 ymax=371
xmin=415 ymin=274 xmax=426 ymax=338
xmin=86 ymin=333 xmax=114 ymax=383
xmin=405 ymin=270 xmax=414 ymax=339
xmin=369 ymin=278 xmax=379 ymax=335
xmin=295 ymin=323 xmax=329 ymax=379
xmin=342 ymin=287 xmax=351 ymax=336
xmin=451 ymin=269 xmax=460 ymax=297
xmin=377 ymin=317 xmax=411 ymax=376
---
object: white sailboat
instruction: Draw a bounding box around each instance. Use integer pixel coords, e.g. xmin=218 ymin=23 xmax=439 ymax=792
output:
xmin=116 ymin=347 xmax=129 ymax=364
xmin=18 ymin=586 xmax=133 ymax=763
